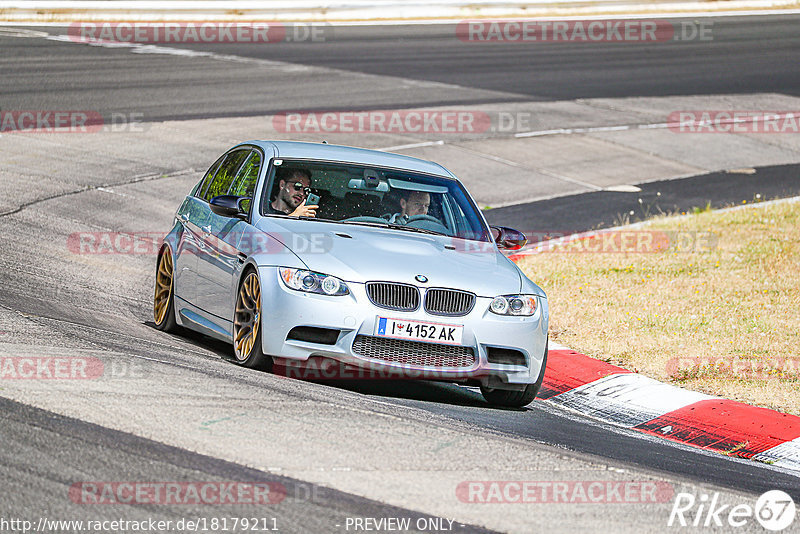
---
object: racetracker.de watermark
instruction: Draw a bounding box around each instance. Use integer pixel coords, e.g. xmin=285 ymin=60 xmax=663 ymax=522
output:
xmin=0 ymin=356 xmax=103 ymax=380
xmin=668 ymin=111 xmax=800 ymax=133
xmin=456 ymin=19 xmax=712 ymax=42
xmin=69 ymin=482 xmax=286 ymax=505
xmin=273 ymin=357 xmax=477 ymax=381
xmin=66 ymin=231 xmax=335 ymax=256
xmin=0 ymin=356 xmax=147 ymax=380
xmin=273 ymin=110 xmax=492 ymax=134
xmin=456 ymin=480 xmax=674 ymax=503
xmin=0 ymin=111 xmax=146 ymax=133
xmin=272 ymin=109 xmax=649 ymax=135
xmin=67 ymin=22 xmax=329 ymax=44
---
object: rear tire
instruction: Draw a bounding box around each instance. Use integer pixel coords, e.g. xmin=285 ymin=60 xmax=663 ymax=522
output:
xmin=481 ymin=338 xmax=548 ymax=408
xmin=232 ymin=270 xmax=273 ymax=370
xmin=154 ymin=246 xmax=179 ymax=333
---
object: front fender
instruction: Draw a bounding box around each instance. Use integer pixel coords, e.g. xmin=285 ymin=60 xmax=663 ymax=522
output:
xmin=161 ymin=221 xmax=182 ymax=258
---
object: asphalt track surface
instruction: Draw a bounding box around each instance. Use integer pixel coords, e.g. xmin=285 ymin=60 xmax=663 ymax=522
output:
xmin=1 ymin=397 xmax=494 ymax=533
xmin=484 ymin=163 xmax=800 ymax=231
xmin=2 ymin=14 xmax=800 ymax=532
xmin=0 ymin=15 xmax=798 ymax=122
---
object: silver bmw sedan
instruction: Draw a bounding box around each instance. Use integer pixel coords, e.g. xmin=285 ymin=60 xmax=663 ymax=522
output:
xmin=154 ymin=141 xmax=548 ymax=407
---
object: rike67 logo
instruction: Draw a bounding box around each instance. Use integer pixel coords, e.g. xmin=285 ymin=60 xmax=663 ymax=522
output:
xmin=669 ymin=490 xmax=796 ymax=531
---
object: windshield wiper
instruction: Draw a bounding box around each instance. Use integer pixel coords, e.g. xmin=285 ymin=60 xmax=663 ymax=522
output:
xmin=385 ymin=223 xmax=445 ymax=236
xmin=339 ymin=220 xmax=391 ymax=228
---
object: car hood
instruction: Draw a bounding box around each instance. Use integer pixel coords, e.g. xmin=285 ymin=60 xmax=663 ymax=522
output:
xmin=256 ymin=218 xmax=522 ymax=297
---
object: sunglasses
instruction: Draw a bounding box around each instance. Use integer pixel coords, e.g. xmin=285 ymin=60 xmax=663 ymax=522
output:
xmin=289 ymin=182 xmax=312 ymax=195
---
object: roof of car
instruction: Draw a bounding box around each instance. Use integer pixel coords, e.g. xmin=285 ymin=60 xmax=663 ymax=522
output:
xmin=242 ymin=140 xmax=456 ymax=179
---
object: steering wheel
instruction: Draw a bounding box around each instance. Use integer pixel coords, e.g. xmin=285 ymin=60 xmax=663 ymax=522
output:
xmin=406 ymin=214 xmax=442 ymax=224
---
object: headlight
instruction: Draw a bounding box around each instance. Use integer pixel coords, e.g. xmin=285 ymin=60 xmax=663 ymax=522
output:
xmin=489 ymin=295 xmax=537 ymax=316
xmin=278 ymin=268 xmax=349 ymax=296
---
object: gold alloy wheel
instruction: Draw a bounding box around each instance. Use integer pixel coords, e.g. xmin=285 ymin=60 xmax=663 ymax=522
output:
xmin=153 ymin=249 xmax=173 ymax=325
xmin=234 ymin=272 xmax=261 ymax=361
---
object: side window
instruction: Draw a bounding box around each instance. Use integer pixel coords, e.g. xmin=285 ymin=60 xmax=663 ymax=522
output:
xmin=196 ymin=155 xmax=224 ymax=198
xmin=229 ymin=150 xmax=262 ymax=198
xmin=229 ymin=150 xmax=263 ymax=213
xmin=202 ymin=149 xmax=249 ymax=202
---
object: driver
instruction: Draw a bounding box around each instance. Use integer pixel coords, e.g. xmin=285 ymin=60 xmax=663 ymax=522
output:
xmin=266 ymin=168 xmax=318 ymax=217
xmin=388 ymin=190 xmax=430 ymax=224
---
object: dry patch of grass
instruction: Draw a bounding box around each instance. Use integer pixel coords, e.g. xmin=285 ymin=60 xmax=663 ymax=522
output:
xmin=517 ymin=199 xmax=800 ymax=415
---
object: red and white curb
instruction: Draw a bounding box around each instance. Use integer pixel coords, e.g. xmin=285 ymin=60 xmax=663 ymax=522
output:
xmin=539 ymin=343 xmax=800 ymax=472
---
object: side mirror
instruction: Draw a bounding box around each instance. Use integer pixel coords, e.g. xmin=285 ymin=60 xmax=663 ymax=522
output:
xmin=491 ymin=226 xmax=527 ymax=250
xmin=209 ymin=195 xmax=248 ymax=219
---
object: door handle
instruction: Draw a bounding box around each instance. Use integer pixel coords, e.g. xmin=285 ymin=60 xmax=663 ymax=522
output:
xmin=201 ymin=225 xmax=212 ymax=235
xmin=179 ymin=213 xmax=189 ymax=223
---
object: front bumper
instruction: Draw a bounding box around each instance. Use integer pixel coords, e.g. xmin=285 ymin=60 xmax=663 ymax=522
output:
xmin=259 ymin=267 xmax=548 ymax=390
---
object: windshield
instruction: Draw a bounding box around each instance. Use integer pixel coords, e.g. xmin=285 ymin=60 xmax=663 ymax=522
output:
xmin=260 ymin=158 xmax=492 ymax=242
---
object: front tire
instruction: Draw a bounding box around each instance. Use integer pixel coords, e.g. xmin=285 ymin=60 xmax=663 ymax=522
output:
xmin=233 ymin=270 xmax=272 ymax=370
xmin=481 ymin=339 xmax=548 ymax=408
xmin=154 ymin=246 xmax=179 ymax=333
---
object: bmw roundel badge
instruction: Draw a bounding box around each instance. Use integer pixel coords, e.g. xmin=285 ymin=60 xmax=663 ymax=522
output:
xmin=415 ymin=275 xmax=428 ymax=283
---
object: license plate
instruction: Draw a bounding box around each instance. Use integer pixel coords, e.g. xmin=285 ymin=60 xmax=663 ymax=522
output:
xmin=375 ymin=317 xmax=463 ymax=345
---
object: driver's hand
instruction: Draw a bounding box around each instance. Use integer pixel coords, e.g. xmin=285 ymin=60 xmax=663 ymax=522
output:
xmin=291 ymin=204 xmax=318 ymax=217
